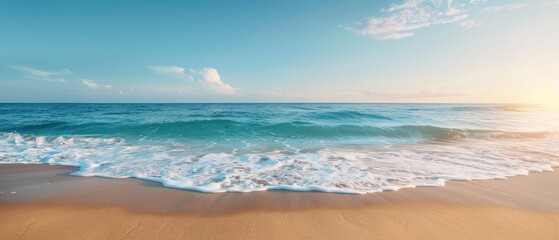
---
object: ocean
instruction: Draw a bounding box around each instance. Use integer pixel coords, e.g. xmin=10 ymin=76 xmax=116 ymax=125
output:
xmin=0 ymin=103 xmax=558 ymax=194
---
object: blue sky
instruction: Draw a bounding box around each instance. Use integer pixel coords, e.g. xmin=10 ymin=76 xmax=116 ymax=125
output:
xmin=1 ymin=0 xmax=558 ymax=103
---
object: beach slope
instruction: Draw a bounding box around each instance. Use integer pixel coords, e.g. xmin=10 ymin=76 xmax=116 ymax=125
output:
xmin=1 ymin=164 xmax=559 ymax=240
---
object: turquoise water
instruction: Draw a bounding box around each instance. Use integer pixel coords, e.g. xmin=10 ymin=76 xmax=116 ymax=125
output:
xmin=1 ymin=103 xmax=558 ymax=193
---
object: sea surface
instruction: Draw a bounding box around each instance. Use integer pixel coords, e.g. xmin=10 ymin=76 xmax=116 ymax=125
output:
xmin=1 ymin=103 xmax=558 ymax=194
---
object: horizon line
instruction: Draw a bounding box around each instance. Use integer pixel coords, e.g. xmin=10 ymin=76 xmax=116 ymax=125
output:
xmin=0 ymin=102 xmax=546 ymax=105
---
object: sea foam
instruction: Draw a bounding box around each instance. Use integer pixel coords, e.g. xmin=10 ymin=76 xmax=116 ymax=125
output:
xmin=1 ymin=131 xmax=557 ymax=194
xmin=1 ymin=103 xmax=558 ymax=194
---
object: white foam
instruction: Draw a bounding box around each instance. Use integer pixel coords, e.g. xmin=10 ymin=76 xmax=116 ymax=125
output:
xmin=0 ymin=132 xmax=558 ymax=194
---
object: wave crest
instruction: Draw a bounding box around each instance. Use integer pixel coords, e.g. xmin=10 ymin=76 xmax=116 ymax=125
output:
xmin=1 ymin=131 xmax=558 ymax=194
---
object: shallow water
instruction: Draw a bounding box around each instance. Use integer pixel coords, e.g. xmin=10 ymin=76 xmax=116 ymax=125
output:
xmin=1 ymin=103 xmax=558 ymax=193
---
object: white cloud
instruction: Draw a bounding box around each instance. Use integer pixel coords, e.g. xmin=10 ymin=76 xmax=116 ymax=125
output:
xmin=346 ymin=0 xmax=471 ymax=40
xmin=460 ymin=19 xmax=483 ymax=28
xmin=11 ymin=66 xmax=71 ymax=82
xmin=82 ymin=79 xmax=114 ymax=89
xmin=481 ymin=3 xmax=530 ymax=13
xmin=193 ymin=68 xmax=236 ymax=95
xmin=148 ymin=66 xmax=186 ymax=78
xmin=149 ymin=65 xmax=236 ymax=95
xmin=386 ymin=0 xmax=425 ymax=12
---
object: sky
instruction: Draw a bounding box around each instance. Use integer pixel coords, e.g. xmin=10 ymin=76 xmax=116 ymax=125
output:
xmin=1 ymin=0 xmax=558 ymax=103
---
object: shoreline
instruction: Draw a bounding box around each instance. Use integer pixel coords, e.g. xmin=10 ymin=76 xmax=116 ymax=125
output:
xmin=2 ymin=164 xmax=559 ymax=239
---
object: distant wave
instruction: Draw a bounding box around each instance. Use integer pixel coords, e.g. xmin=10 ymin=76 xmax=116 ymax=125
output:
xmin=2 ymin=120 xmax=559 ymax=140
xmin=1 ymin=103 xmax=558 ymax=194
xmin=307 ymin=110 xmax=393 ymax=120
xmin=2 ymin=120 xmax=556 ymax=141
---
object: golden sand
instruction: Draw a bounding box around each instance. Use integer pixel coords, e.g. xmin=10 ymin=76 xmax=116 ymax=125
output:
xmin=1 ymin=164 xmax=559 ymax=239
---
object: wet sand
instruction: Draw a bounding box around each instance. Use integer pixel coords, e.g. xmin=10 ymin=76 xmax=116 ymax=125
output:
xmin=1 ymin=164 xmax=559 ymax=239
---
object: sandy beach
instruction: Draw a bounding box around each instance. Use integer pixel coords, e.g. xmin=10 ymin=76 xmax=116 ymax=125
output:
xmin=3 ymin=0 xmax=559 ymax=238
xmin=0 ymin=164 xmax=558 ymax=240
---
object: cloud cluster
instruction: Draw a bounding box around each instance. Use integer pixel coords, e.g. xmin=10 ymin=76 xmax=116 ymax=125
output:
xmin=345 ymin=0 xmax=470 ymax=40
xmin=82 ymin=79 xmax=114 ymax=89
xmin=192 ymin=68 xmax=236 ymax=95
xmin=345 ymin=0 xmax=531 ymax=40
xmin=11 ymin=66 xmax=72 ymax=82
xmin=149 ymin=66 xmax=236 ymax=95
xmin=11 ymin=64 xmax=236 ymax=96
